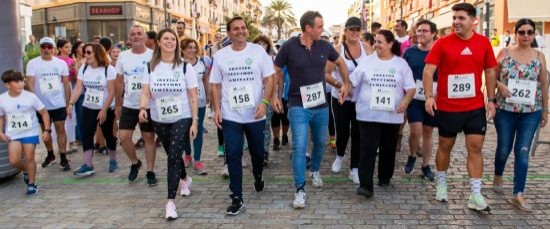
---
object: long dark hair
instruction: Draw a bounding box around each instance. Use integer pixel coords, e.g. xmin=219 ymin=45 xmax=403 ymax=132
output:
xmin=83 ymin=43 xmax=110 ymax=67
xmin=514 ymin=18 xmax=537 ymax=48
xmin=377 ymin=29 xmax=401 ymax=56
xmin=71 ymin=40 xmax=84 ymax=58
xmin=56 ymin=39 xmax=70 ymax=56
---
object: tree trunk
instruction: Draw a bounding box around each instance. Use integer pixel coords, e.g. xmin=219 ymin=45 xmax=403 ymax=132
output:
xmin=0 ymin=0 xmax=23 ymax=178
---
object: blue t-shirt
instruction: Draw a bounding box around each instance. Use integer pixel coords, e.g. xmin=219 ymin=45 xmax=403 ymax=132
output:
xmin=274 ymin=36 xmax=339 ymax=108
xmin=402 ymin=45 xmax=438 ymax=82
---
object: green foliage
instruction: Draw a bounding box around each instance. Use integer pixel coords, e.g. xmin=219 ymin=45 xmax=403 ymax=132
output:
xmin=23 ymin=46 xmax=40 ymax=74
xmin=261 ymin=0 xmax=297 ymax=40
xmin=223 ymin=13 xmax=262 ymax=42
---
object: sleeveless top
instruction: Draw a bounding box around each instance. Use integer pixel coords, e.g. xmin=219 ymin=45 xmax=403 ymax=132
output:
xmin=496 ymin=48 xmax=543 ymax=113
xmin=331 ymin=42 xmax=368 ymax=101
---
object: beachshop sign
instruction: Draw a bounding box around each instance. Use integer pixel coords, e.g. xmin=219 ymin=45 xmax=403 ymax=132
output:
xmin=90 ymin=6 xmax=123 ymax=16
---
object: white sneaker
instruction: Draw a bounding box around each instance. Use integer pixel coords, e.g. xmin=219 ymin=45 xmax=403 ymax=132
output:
xmin=310 ymin=171 xmax=323 ymax=188
xmin=331 ymin=156 xmax=344 ymax=173
xmin=180 ymin=176 xmax=192 ymax=196
xmin=165 ymin=201 xmax=177 ymax=220
xmin=348 ymin=168 xmax=360 ymax=184
xmin=221 ymin=164 xmax=229 ymax=178
xmin=293 ymin=190 xmax=306 ymax=209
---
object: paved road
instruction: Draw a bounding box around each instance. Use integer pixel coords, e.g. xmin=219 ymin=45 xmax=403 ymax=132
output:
xmin=0 ymin=117 xmax=549 ymax=228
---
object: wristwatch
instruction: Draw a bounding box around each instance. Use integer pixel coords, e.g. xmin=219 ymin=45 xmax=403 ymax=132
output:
xmin=488 ymin=98 xmax=497 ymax=103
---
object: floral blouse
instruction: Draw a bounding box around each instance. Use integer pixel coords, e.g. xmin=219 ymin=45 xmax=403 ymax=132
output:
xmin=496 ymin=49 xmax=543 ymax=113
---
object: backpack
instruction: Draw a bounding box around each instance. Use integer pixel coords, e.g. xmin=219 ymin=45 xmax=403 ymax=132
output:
xmin=82 ymin=64 xmax=108 ymax=77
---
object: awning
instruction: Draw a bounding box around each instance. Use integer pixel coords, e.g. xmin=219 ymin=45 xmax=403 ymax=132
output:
xmin=431 ymin=11 xmax=452 ymax=29
xmin=507 ymin=0 xmax=550 ymax=22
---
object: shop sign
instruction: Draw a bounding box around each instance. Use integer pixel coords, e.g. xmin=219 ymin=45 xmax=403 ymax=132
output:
xmin=90 ymin=6 xmax=123 ymax=16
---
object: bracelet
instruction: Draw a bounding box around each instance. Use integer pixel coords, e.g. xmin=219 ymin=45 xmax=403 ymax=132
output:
xmin=261 ymin=99 xmax=270 ymax=105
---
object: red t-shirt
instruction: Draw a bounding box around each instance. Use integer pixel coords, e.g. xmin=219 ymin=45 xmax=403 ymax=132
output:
xmin=425 ymin=32 xmax=497 ymax=112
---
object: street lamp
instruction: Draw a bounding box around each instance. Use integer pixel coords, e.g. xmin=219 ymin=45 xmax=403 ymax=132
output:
xmin=399 ymin=0 xmax=409 ymax=21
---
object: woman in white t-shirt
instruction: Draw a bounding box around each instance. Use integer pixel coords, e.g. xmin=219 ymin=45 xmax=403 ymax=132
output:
xmin=67 ymin=43 xmax=118 ymax=177
xmin=138 ymin=28 xmax=198 ymax=220
xmin=350 ymin=30 xmax=416 ymax=198
xmin=0 ymin=70 xmax=51 ymax=196
xmin=180 ymin=38 xmax=210 ymax=175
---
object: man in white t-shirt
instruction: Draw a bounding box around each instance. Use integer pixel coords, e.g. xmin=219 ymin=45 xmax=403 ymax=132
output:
xmin=115 ymin=25 xmax=158 ymax=186
xmin=209 ymin=16 xmax=275 ymax=216
xmin=26 ymin=37 xmax=72 ymax=171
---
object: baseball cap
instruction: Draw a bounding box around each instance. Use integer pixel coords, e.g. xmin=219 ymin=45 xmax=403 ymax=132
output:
xmin=39 ymin=37 xmax=56 ymax=47
xmin=345 ymin=17 xmax=362 ymax=29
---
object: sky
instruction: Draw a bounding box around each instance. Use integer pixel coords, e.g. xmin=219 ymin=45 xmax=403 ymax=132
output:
xmin=259 ymin=0 xmax=357 ymax=28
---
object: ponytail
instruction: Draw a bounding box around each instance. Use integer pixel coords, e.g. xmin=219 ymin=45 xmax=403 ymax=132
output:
xmin=391 ymin=40 xmax=401 ymax=56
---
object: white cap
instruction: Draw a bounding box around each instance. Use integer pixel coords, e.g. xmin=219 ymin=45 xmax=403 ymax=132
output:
xmin=321 ymin=31 xmax=331 ymax=38
xmin=39 ymin=37 xmax=55 ymax=47
xmin=290 ymin=31 xmax=301 ymax=38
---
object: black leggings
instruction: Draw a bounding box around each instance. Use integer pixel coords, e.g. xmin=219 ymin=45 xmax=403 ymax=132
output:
xmin=153 ymin=118 xmax=191 ymax=199
xmin=271 ymin=99 xmax=289 ymax=128
xmin=332 ymin=98 xmax=360 ymax=169
xmin=327 ymin=93 xmax=335 ymax=136
xmin=358 ymin=121 xmax=400 ymax=192
xmin=81 ymin=107 xmax=116 ymax=152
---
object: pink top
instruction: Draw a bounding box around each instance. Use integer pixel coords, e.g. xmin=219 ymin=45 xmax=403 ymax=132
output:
xmin=57 ymin=56 xmax=75 ymax=81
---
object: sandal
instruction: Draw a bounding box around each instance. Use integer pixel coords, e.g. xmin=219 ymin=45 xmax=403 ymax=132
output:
xmin=507 ymin=196 xmax=532 ymax=212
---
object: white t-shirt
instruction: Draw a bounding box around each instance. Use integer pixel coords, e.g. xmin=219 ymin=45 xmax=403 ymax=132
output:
xmin=77 ymin=65 xmax=117 ymax=110
xmin=331 ymin=43 xmax=368 ymax=101
xmin=26 ymin=57 xmax=69 ymax=109
xmin=142 ymin=61 xmax=198 ymax=123
xmin=191 ymin=57 xmax=212 ymax=108
xmin=350 ymin=54 xmax=415 ymax=124
xmin=209 ymin=43 xmax=275 ymax=123
xmin=397 ymin=35 xmax=410 ymax=43
xmin=0 ymin=91 xmax=45 ymax=139
xmin=115 ymin=49 xmax=154 ymax=109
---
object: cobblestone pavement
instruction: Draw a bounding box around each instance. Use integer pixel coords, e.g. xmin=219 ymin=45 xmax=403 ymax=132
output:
xmin=0 ymin=116 xmax=549 ymax=228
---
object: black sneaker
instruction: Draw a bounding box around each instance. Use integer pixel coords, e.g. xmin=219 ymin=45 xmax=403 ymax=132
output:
xmin=403 ymin=156 xmax=416 ymax=174
xmin=59 ymin=159 xmax=71 ymax=171
xmin=273 ymin=138 xmax=280 ymax=151
xmin=146 ymin=171 xmax=159 ymax=187
xmin=41 ymin=155 xmax=56 ymax=167
xmin=254 ymin=175 xmax=264 ymax=192
xmin=356 ymin=186 xmax=373 ymax=198
xmin=128 ymin=160 xmax=142 ymax=182
xmin=282 ymin=135 xmax=289 ymax=145
xmin=23 ymin=172 xmax=29 ymax=185
xmin=225 ymin=197 xmax=244 ymax=216
xmin=421 ymin=165 xmax=435 ymax=181
xmin=378 ymin=180 xmax=391 ymax=187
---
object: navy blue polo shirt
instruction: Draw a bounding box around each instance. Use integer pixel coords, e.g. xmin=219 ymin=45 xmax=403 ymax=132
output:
xmin=274 ymin=36 xmax=339 ymax=108
xmin=402 ymin=45 xmax=438 ymax=82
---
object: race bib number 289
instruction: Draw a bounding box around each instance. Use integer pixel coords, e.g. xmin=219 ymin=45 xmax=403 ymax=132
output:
xmin=448 ymin=73 xmax=475 ymax=99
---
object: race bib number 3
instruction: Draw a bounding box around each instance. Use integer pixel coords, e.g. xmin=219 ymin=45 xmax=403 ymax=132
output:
xmin=6 ymin=112 xmax=32 ymax=134
xmin=300 ymin=82 xmax=326 ymax=109
xmin=156 ymin=96 xmax=184 ymax=122
xmin=505 ymin=79 xmax=537 ymax=106
xmin=229 ymin=85 xmax=255 ymax=110
xmin=39 ymin=77 xmax=62 ymax=94
xmin=414 ymin=80 xmax=438 ymax=101
xmin=126 ymin=76 xmax=142 ymax=95
xmin=370 ymin=88 xmax=395 ymax=111
xmin=83 ymin=89 xmax=104 ymax=108
xmin=448 ymin=73 xmax=475 ymax=99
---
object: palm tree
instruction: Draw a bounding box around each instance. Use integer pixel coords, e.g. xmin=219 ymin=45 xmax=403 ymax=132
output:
xmin=261 ymin=0 xmax=297 ymax=40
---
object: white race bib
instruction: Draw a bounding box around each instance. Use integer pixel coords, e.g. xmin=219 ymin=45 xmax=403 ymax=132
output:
xmin=448 ymin=73 xmax=475 ymax=99
xmin=126 ymin=76 xmax=142 ymax=95
xmin=414 ymin=80 xmax=438 ymax=101
xmin=229 ymin=85 xmax=255 ymax=110
xmin=505 ymin=79 xmax=537 ymax=106
xmin=84 ymin=89 xmax=104 ymax=108
xmin=156 ymin=96 xmax=184 ymax=122
xmin=39 ymin=77 xmax=62 ymax=95
xmin=370 ymin=87 xmax=395 ymax=111
xmin=300 ymin=82 xmax=326 ymax=109
xmin=6 ymin=112 xmax=32 ymax=134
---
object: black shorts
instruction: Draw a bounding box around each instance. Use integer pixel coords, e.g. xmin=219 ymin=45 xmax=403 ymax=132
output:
xmin=118 ymin=107 xmax=154 ymax=132
xmin=436 ymin=108 xmax=487 ymax=138
xmin=406 ymin=100 xmax=437 ymax=127
xmin=37 ymin=107 xmax=67 ymax=124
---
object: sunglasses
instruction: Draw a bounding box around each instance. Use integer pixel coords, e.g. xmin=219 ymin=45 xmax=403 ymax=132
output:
xmin=517 ymin=30 xmax=535 ymax=36
xmin=85 ymin=50 xmax=94 ymax=55
xmin=41 ymin=45 xmax=54 ymax=50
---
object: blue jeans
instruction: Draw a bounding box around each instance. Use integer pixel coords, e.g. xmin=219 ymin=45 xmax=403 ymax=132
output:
xmin=288 ymin=106 xmax=328 ymax=190
xmin=494 ymin=109 xmax=542 ymax=195
xmin=222 ymin=119 xmax=265 ymax=199
xmin=184 ymin=107 xmax=206 ymax=161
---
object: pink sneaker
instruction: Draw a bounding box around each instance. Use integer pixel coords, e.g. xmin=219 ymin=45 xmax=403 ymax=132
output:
xmin=180 ymin=176 xmax=192 ymax=196
xmin=184 ymin=155 xmax=192 ymax=168
xmin=193 ymin=161 xmax=207 ymax=175
xmin=165 ymin=201 xmax=177 ymax=220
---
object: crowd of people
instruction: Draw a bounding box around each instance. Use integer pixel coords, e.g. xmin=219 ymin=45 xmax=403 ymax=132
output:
xmin=0 ymin=2 xmax=548 ymax=220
